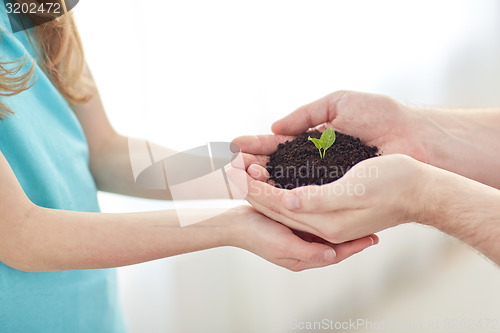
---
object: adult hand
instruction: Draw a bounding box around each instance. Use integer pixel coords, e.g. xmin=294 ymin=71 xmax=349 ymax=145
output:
xmin=233 ymin=91 xmax=429 ymax=170
xmin=228 ymin=205 xmax=378 ymax=272
xmin=227 ymin=154 xmax=430 ymax=244
xmin=230 ymin=90 xmax=500 ymax=264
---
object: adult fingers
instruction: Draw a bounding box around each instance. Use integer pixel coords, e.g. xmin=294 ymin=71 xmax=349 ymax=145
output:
xmin=281 ymin=179 xmax=364 ymax=214
xmin=293 ymin=230 xmax=379 ymax=247
xmin=227 ymin=167 xmax=320 ymax=234
xmin=231 ymin=166 xmax=337 ymax=234
xmin=243 ymin=153 xmax=269 ymax=170
xmin=271 ymin=91 xmax=348 ymax=135
xmin=227 ymin=166 xmax=344 ymax=235
xmin=232 ymin=135 xmax=295 ymax=155
xmin=331 ymin=235 xmax=378 ymax=263
xmin=246 ymin=196 xmax=319 ymax=236
xmin=247 ymin=164 xmax=270 ymax=182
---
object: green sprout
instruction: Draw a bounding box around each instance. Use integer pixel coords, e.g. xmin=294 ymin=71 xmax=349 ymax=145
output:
xmin=308 ymin=128 xmax=336 ymax=159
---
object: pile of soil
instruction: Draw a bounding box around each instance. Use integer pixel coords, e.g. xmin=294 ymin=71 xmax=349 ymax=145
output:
xmin=266 ymin=131 xmax=379 ymax=189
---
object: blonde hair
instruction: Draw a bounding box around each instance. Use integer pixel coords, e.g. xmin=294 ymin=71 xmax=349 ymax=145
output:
xmin=0 ymin=0 xmax=92 ymax=120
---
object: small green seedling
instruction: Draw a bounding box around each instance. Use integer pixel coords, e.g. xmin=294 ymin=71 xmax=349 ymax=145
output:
xmin=308 ymin=128 xmax=336 ymax=159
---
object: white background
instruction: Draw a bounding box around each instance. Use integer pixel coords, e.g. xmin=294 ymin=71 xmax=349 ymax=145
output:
xmin=75 ymin=1 xmax=500 ymax=332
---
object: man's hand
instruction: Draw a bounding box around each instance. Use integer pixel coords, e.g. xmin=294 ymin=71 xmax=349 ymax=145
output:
xmin=233 ymin=90 xmax=500 ymax=189
xmin=230 ymin=153 xmax=500 ymax=266
xmin=230 ymin=90 xmax=500 ymax=264
xmin=228 ymin=155 xmax=429 ymax=244
xmin=233 ymin=91 xmax=429 ymax=170
xmin=228 ymin=206 xmax=378 ymax=272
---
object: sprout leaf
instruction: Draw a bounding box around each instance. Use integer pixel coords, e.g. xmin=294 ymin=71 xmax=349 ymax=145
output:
xmin=308 ymin=129 xmax=337 ymax=158
xmin=320 ymin=128 xmax=336 ymax=151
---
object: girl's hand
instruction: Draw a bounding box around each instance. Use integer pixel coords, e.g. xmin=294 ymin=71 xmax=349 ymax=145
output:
xmin=228 ymin=155 xmax=431 ymax=244
xmin=227 ymin=206 xmax=378 ymax=272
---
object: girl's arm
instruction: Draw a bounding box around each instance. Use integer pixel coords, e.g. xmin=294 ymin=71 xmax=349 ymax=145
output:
xmin=74 ymin=65 xmax=233 ymax=200
xmin=73 ymin=65 xmax=258 ymax=201
xmin=0 ymin=150 xmax=376 ymax=272
xmin=72 ymin=65 xmax=177 ymax=200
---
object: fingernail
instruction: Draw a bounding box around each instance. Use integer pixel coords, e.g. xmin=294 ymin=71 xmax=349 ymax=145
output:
xmin=284 ymin=193 xmax=300 ymax=210
xmin=323 ymin=248 xmax=336 ymax=261
xmin=369 ymin=236 xmax=375 ymax=246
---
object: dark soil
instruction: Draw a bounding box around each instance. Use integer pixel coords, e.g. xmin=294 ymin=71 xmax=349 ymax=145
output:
xmin=266 ymin=131 xmax=379 ymax=189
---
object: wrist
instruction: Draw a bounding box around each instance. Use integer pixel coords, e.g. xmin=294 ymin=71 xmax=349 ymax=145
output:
xmin=395 ymin=156 xmax=440 ymax=226
xmin=411 ymin=163 xmax=453 ymax=229
xmin=420 ymin=166 xmax=500 ymax=264
xmin=414 ymin=163 xmax=487 ymax=232
xmin=408 ymin=106 xmax=449 ymax=165
xmin=177 ymin=207 xmax=246 ymax=249
xmin=215 ymin=205 xmax=252 ymax=249
xmin=411 ymin=106 xmax=472 ymax=170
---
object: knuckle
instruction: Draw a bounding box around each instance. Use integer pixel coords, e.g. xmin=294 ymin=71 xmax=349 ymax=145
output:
xmin=331 ymin=90 xmax=352 ymax=101
xmin=328 ymin=90 xmax=352 ymax=110
xmin=383 ymin=94 xmax=401 ymax=108
xmin=391 ymin=154 xmax=419 ymax=170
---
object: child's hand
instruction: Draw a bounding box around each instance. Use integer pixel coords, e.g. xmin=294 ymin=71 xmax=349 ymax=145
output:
xmin=227 ymin=206 xmax=377 ymax=272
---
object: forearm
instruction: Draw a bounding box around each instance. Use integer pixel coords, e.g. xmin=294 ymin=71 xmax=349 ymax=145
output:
xmin=4 ymin=204 xmax=236 ymax=272
xmin=91 ymin=135 xmax=237 ymax=200
xmin=422 ymin=165 xmax=500 ymax=265
xmin=415 ymin=106 xmax=500 ymax=188
xmin=90 ymin=135 xmax=175 ymax=199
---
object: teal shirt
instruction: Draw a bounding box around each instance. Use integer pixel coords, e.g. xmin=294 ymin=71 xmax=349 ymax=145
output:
xmin=0 ymin=5 xmax=127 ymax=333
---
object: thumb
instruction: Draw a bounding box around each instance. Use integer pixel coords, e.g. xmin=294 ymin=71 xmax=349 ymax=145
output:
xmin=271 ymin=91 xmax=345 ymax=135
